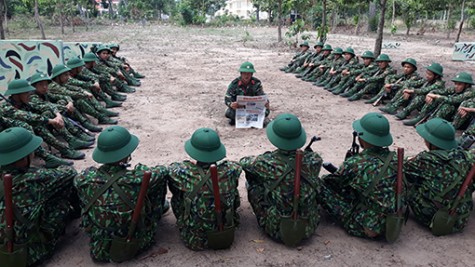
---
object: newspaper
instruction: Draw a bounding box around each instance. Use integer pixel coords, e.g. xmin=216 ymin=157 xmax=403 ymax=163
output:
xmin=235 ymin=95 xmax=268 ymax=129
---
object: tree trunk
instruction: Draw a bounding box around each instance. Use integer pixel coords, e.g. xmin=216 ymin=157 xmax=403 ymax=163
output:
xmin=455 ymin=0 xmax=465 ymax=42
xmin=330 ymin=8 xmax=336 ymax=31
xmin=256 ymin=5 xmax=260 ymax=22
xmin=3 ymin=0 xmax=7 ymax=34
xmin=108 ymin=0 xmax=114 ymax=19
xmin=0 ymin=0 xmax=5 ymax=39
xmin=34 ymin=0 xmax=46 ymax=39
xmin=374 ymin=0 xmax=388 ymax=57
xmin=321 ymin=0 xmax=326 ymax=42
xmin=277 ymin=0 xmax=282 ymax=42
xmin=60 ymin=12 xmax=65 ymax=35
xmin=368 ymin=1 xmax=376 ymax=32
xmin=406 ymin=25 xmax=410 ymax=35
xmin=391 ymin=0 xmax=395 ymax=25
xmin=446 ymin=6 xmax=451 ymax=39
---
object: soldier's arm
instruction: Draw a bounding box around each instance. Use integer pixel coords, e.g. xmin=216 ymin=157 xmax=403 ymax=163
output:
xmin=366 ymin=67 xmax=393 ymax=83
xmin=224 ymin=82 xmax=237 ymax=107
xmin=439 ymin=90 xmax=475 ymax=105
xmin=29 ymin=95 xmax=60 ymax=114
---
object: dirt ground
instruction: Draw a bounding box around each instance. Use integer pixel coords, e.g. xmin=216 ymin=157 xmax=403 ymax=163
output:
xmin=21 ymin=24 xmax=475 ymax=266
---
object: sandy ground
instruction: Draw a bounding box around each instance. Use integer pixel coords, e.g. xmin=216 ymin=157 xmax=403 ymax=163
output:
xmin=18 ymin=24 xmax=475 ymax=266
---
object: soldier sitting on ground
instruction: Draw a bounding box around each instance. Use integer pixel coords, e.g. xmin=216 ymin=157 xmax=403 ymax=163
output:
xmin=366 ymin=58 xmax=422 ymax=105
xmin=403 ymin=72 xmax=475 ymax=126
xmin=240 ymin=113 xmax=322 ymax=246
xmin=0 ymin=127 xmax=78 ymax=266
xmin=168 ymin=128 xmax=241 ymax=250
xmin=317 ymin=112 xmax=403 ymax=239
xmin=405 ymin=118 xmax=475 ymax=235
xmin=75 ymin=126 xmax=168 ymax=262
xmin=224 ymin=61 xmax=270 ymax=126
xmin=378 ymin=63 xmax=445 ymax=120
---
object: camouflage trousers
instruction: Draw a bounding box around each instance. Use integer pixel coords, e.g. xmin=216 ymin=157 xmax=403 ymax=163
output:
xmin=409 ymin=188 xmax=473 ymax=233
xmin=75 ymin=99 xmax=106 ymax=120
xmin=0 ymin=166 xmax=76 ymax=266
xmin=352 ymin=81 xmax=385 ymax=98
xmin=452 ymin=100 xmax=475 ymax=130
xmin=247 ymin=183 xmax=320 ymax=242
xmin=35 ymin=125 xmax=70 ymax=152
xmin=317 ymin=175 xmax=388 ymax=238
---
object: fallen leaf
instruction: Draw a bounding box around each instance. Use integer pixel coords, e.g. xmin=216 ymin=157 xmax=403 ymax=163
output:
xmin=252 ymin=239 xmax=265 ymax=243
xmin=256 ymin=248 xmax=265 ymax=253
xmin=324 ymin=240 xmax=330 ymax=245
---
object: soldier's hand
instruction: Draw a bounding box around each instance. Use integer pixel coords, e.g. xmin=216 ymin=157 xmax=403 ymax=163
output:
xmin=66 ymin=102 xmax=75 ymax=113
xmin=230 ymin=102 xmax=239 ymax=109
xmin=265 ymin=101 xmax=270 ymax=109
xmin=93 ymin=82 xmax=101 ymax=92
xmin=403 ymin=92 xmax=411 ymax=100
xmin=110 ymin=76 xmax=116 ymax=83
xmin=458 ymin=107 xmax=469 ymax=117
xmin=309 ymin=63 xmax=314 ymax=67
xmin=425 ymin=95 xmax=434 ymax=104
xmin=85 ymin=92 xmax=94 ymax=99
xmin=384 ymin=84 xmax=392 ymax=89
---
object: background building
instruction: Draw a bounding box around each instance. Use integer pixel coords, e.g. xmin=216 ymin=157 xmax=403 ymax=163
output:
xmin=215 ymin=0 xmax=268 ymax=20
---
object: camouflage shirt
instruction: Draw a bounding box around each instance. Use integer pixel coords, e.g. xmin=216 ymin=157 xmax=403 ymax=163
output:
xmin=405 ymin=149 xmax=475 ymax=232
xmin=240 ymin=149 xmax=322 ymax=242
xmin=168 ymin=160 xmax=241 ymax=250
xmin=49 ymin=81 xmax=89 ymax=100
xmin=413 ymin=79 xmax=445 ymax=95
xmin=0 ymin=165 xmax=77 ymax=266
xmin=224 ymin=77 xmax=265 ymax=107
xmin=0 ymin=99 xmax=49 ymax=125
xmin=318 ymin=147 xmax=402 ymax=238
xmin=74 ymin=163 xmax=168 ymax=261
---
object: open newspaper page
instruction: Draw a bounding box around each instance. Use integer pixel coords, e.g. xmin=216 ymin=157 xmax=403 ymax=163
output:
xmin=235 ymin=95 xmax=267 ymax=129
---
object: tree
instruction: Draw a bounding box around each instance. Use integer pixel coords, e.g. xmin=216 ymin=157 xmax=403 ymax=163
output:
xmin=374 ymin=0 xmax=388 ymax=57
xmin=455 ymin=0 xmax=466 ymax=42
xmin=34 ymin=0 xmax=45 ymax=39
xmin=0 ymin=0 xmax=5 ymax=39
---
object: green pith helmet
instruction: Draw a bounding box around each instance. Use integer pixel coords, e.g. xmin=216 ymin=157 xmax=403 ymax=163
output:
xmin=83 ymin=52 xmax=99 ymax=63
xmin=239 ymin=61 xmax=256 ymax=73
xmin=352 ymin=112 xmax=393 ymax=147
xmin=51 ymin=64 xmax=71 ymax=79
xmin=401 ymin=58 xmax=417 ymax=70
xmin=93 ymin=126 xmax=139 ymax=164
xmin=66 ymin=57 xmax=85 ymax=69
xmin=299 ymin=41 xmax=309 ymax=48
xmin=0 ymin=127 xmax=43 ymax=166
xmin=343 ymin=47 xmax=355 ymax=56
xmin=451 ymin=72 xmax=474 ymax=85
xmin=416 ymin=118 xmax=457 ymax=150
xmin=266 ymin=113 xmax=307 ymax=150
xmin=361 ymin=51 xmax=375 ymax=59
xmin=30 ymin=72 xmax=51 ymax=85
xmin=375 ymin=54 xmax=392 ymax=62
xmin=314 ymin=41 xmax=324 ymax=48
xmin=96 ymin=44 xmax=111 ymax=54
xmin=322 ymin=44 xmax=333 ymax=51
xmin=4 ymin=79 xmax=36 ymax=96
xmin=109 ymin=43 xmax=120 ymax=50
xmin=426 ymin=63 xmax=444 ymax=77
xmin=332 ymin=47 xmax=343 ymax=55
xmin=184 ymin=128 xmax=226 ymax=163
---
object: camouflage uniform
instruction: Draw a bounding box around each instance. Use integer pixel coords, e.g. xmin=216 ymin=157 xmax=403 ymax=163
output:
xmin=405 ymin=87 xmax=475 ymax=125
xmin=405 ymin=149 xmax=475 ymax=233
xmin=366 ymin=69 xmax=422 ymax=104
xmin=0 ymin=99 xmax=74 ymax=154
xmin=381 ymin=78 xmax=445 ymax=118
xmin=300 ymin=51 xmax=331 ymax=80
xmin=224 ymin=76 xmax=269 ymax=120
xmin=346 ymin=64 xmax=395 ymax=101
xmin=320 ymin=53 xmax=359 ymax=88
xmin=75 ymin=164 xmax=168 ymax=261
xmin=79 ymin=67 xmax=126 ymax=101
xmin=452 ymin=99 xmax=475 ymax=130
xmin=0 ymin=164 xmax=77 ymax=266
xmin=49 ymin=81 xmax=113 ymax=124
xmin=331 ymin=61 xmax=379 ymax=95
xmin=168 ymin=161 xmax=241 ymax=250
xmin=318 ymin=147 xmax=400 ymax=238
xmin=240 ymin=149 xmax=322 ymax=242
xmin=0 ymin=117 xmax=70 ymax=167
